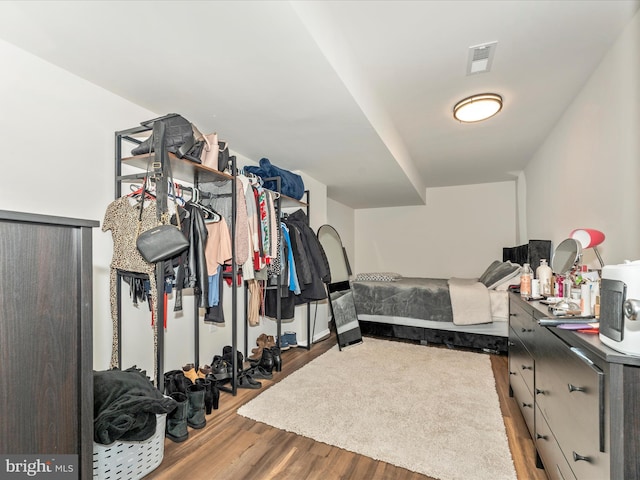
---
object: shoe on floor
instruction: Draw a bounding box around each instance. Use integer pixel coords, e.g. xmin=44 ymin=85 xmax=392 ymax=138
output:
xmin=237 ymin=372 xmax=262 ymax=389
xmin=245 ymin=365 xmax=273 ymax=380
xmin=282 ymin=331 xmax=298 ymax=347
xmin=182 ymin=363 xmax=198 ymax=383
xmin=277 ymin=336 xmax=290 ymax=350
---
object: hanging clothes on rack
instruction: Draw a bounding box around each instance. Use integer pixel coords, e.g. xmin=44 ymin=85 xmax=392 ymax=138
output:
xmin=196 ymin=180 xmax=240 ymax=323
xmin=281 ymin=222 xmax=301 ymax=295
xmin=255 ymin=186 xmax=269 ymax=270
xmin=246 ymin=279 xmax=263 ymax=326
xmin=203 ymin=214 xmax=232 ymax=318
xmin=287 ymin=219 xmax=312 ymax=286
xmin=264 ymin=209 xmax=329 ymax=320
xmin=204 ymin=266 xmax=226 ymax=324
xmin=102 ymin=195 xmax=160 ymax=372
xmin=238 ymin=175 xmax=258 ymax=281
xmin=199 ymin=178 xmax=250 ymax=266
xmin=286 ymin=209 xmax=330 ymax=304
xmin=173 ymin=201 xmax=208 ymax=310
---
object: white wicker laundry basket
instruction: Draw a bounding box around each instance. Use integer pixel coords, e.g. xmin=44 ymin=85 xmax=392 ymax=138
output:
xmin=92 ymin=414 xmax=166 ymax=480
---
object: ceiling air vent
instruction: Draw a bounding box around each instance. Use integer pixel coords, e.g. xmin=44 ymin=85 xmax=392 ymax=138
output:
xmin=466 ymin=41 xmax=497 ymax=75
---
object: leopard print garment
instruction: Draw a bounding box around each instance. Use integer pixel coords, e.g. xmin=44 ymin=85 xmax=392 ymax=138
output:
xmin=266 ymin=191 xmax=282 ymax=277
xmin=102 ymin=196 xmax=159 ymax=380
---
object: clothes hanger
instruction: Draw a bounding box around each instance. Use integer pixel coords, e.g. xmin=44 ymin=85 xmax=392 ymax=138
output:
xmin=186 ymin=199 xmax=221 ymax=223
xmin=168 ymin=181 xmax=186 ymax=206
xmin=198 ymin=203 xmax=222 ymax=223
xmin=128 ymin=180 xmax=156 ymax=199
xmin=243 ymin=170 xmax=263 ymax=186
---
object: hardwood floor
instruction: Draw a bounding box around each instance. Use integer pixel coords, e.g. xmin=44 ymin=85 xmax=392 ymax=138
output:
xmin=146 ymin=336 xmax=548 ymax=480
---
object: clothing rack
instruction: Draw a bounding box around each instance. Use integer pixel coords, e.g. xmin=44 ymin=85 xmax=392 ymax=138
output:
xmin=114 ymin=125 xmax=239 ymax=394
xmin=243 ymin=176 xmax=312 ymax=358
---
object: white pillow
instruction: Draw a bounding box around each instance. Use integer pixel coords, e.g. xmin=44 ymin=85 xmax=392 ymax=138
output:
xmin=354 ymin=272 xmax=402 ymax=282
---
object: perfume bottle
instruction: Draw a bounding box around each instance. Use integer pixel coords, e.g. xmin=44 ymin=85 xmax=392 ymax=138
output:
xmin=536 ymin=259 xmax=553 ymax=296
xmin=520 ymin=263 xmax=532 ymax=298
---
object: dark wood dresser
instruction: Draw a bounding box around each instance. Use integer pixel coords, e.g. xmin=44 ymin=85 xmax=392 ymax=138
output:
xmin=0 ymin=210 xmax=98 ymax=478
xmin=509 ymin=292 xmax=640 ymax=480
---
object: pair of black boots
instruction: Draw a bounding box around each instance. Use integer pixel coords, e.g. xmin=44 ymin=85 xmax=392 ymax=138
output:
xmin=218 ymin=346 xmax=262 ymax=390
xmin=217 ymin=345 xmax=281 ymax=389
xmin=164 ymin=370 xmax=220 ymax=443
xmin=250 ymin=345 xmax=282 ymax=373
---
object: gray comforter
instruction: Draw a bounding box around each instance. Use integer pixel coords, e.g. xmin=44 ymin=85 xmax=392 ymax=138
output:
xmin=352 ymin=277 xmax=453 ymax=322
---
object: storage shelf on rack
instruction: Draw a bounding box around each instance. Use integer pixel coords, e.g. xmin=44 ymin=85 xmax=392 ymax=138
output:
xmin=121 ymin=153 xmax=306 ymax=208
xmin=280 ymin=195 xmax=307 ymax=209
xmin=121 ymin=153 xmax=234 ymax=184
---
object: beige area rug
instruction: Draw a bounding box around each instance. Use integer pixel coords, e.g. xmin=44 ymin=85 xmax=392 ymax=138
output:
xmin=237 ymin=338 xmax=516 ymax=480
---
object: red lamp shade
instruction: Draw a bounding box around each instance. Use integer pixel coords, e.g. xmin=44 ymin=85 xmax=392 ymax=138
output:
xmin=570 ymin=229 xmax=605 ymax=249
xmin=570 ymin=228 xmax=606 ymax=267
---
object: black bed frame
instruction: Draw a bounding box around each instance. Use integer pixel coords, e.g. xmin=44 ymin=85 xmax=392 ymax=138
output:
xmin=359 ymin=321 xmax=509 ymax=354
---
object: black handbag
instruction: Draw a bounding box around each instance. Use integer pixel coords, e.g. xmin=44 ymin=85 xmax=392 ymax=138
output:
xmin=136 ymin=122 xmax=189 ymax=263
xmin=131 ymin=113 xmax=204 ymax=163
xmin=137 ymin=224 xmax=189 ymax=263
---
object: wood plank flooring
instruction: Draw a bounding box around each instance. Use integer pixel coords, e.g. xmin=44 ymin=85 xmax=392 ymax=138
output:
xmin=145 ymin=336 xmax=548 ymax=480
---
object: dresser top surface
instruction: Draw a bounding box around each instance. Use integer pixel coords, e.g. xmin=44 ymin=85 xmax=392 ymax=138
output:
xmin=510 ymin=292 xmax=640 ymax=368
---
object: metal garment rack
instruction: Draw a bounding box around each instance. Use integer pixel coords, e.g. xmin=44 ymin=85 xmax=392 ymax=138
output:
xmin=114 ymin=125 xmax=238 ymax=394
xmin=243 ymin=178 xmax=312 ymax=358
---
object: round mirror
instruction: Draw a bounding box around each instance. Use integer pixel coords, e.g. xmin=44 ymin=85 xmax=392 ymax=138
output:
xmin=552 ymin=238 xmax=582 ymax=274
xmin=317 ymin=225 xmax=350 ymax=284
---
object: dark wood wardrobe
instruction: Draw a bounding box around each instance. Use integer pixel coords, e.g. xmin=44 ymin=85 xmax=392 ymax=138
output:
xmin=0 ymin=210 xmax=97 ymax=478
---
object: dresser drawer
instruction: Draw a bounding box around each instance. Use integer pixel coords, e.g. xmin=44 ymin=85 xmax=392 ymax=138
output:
xmin=509 ymin=327 xmax=534 ymax=394
xmin=535 ymin=406 xmax=577 ymax=480
xmin=510 ymin=370 xmax=535 ymax=438
xmin=509 ymin=300 xmax=539 ymax=350
xmin=535 ymin=329 xmax=609 ymax=479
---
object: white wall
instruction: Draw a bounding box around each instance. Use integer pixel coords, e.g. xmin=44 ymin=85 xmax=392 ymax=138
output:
xmin=0 ymin=39 xmax=330 ymax=378
xmin=524 ymin=9 xmax=640 ymax=268
xmin=327 ymin=197 xmax=355 ymax=272
xmin=354 ymin=181 xmax=517 ymax=278
xmin=0 ymin=38 xmax=156 ymax=372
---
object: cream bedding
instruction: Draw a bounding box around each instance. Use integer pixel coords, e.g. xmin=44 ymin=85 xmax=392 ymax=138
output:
xmin=448 ymin=277 xmax=508 ymax=325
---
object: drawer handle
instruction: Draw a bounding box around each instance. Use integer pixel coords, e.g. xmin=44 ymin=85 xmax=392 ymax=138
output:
xmin=508 ymin=341 xmax=515 ymax=347
xmin=536 ymin=433 xmax=548 ymax=440
xmin=510 ymin=313 xmax=517 ymax=317
xmin=509 ymin=371 xmax=516 ymax=376
xmin=568 ymin=383 xmax=585 ymax=393
xmin=521 ymin=328 xmax=533 ymax=333
xmin=521 ymin=365 xmax=533 ymax=371
xmin=535 ymin=388 xmax=545 ymax=395
xmin=572 ymin=451 xmax=591 ymax=463
xmin=521 ymin=402 xmax=533 ymax=408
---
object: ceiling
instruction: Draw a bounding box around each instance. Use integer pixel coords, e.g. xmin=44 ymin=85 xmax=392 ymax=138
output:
xmin=0 ymin=1 xmax=638 ymax=208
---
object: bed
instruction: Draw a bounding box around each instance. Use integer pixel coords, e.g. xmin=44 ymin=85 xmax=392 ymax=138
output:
xmin=352 ymin=240 xmax=551 ymax=353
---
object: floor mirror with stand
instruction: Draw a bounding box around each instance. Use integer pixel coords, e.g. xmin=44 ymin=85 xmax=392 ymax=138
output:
xmin=317 ymin=225 xmax=363 ymax=350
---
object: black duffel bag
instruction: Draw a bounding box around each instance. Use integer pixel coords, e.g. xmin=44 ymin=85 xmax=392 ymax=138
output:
xmin=131 ymin=113 xmax=204 ymax=163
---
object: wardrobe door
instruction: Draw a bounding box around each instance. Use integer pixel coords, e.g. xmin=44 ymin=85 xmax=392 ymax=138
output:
xmin=0 ymin=211 xmax=96 ymax=478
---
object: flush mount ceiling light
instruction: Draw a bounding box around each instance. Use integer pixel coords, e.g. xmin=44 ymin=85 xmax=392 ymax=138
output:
xmin=453 ymin=93 xmax=503 ymax=123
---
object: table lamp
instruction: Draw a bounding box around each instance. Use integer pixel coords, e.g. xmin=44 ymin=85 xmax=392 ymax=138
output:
xmin=570 ymin=228 xmax=605 ymax=268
